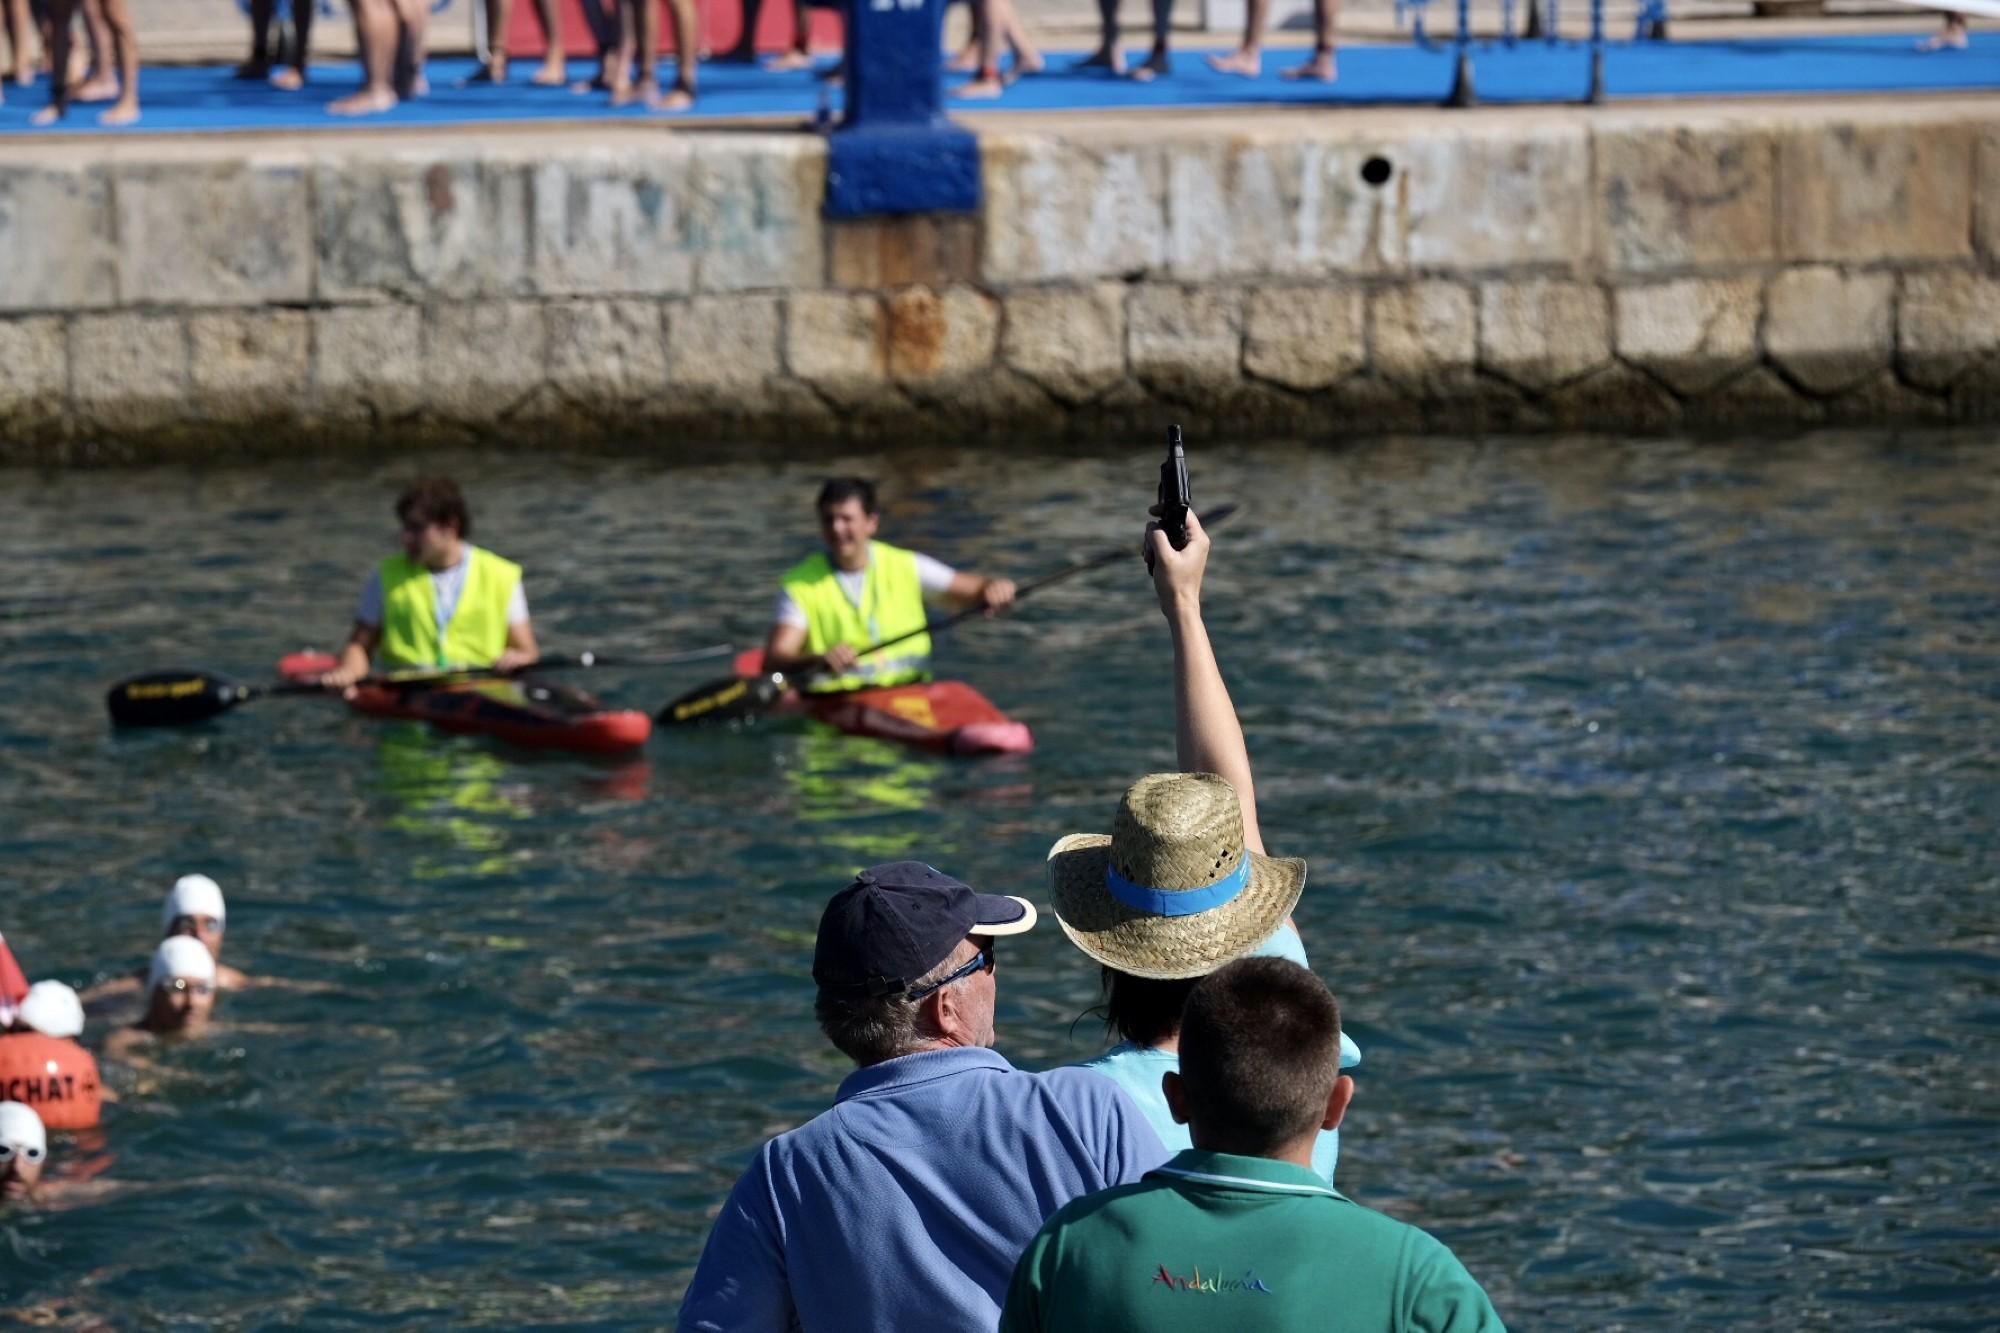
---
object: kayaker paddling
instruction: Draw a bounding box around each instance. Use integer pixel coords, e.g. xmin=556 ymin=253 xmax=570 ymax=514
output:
xmin=763 ymin=478 xmax=1017 ymax=693
xmin=320 ymin=477 xmax=540 ymax=689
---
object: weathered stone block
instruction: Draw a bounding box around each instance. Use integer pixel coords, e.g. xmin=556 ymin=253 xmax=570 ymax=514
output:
xmin=1128 ymin=286 xmax=1243 ymax=392
xmin=1613 ymin=277 xmax=1762 ymax=395
xmin=1684 ymin=365 xmax=1817 ymax=429
xmin=784 ymin=291 xmax=886 ymax=404
xmin=0 ymin=164 xmax=115 ymax=311
xmin=829 ymin=216 xmax=980 ymax=289
xmin=886 ymin=286 xmax=999 ymax=381
xmin=1778 ymin=120 xmax=1974 ymax=263
xmin=1479 ymin=280 xmax=1612 ymax=390
xmin=116 ymin=159 xmax=313 ymax=307
xmin=999 ymin=285 xmax=1127 ymax=404
xmin=1164 ymin=140 xmax=1309 ymax=281
xmin=690 ymin=137 xmax=826 ymax=293
xmin=313 ymin=304 xmax=424 ymax=420
xmin=1764 ymin=267 xmax=1893 ymax=395
xmin=1899 ymin=270 xmax=2000 ymax=389
xmin=1544 ymin=363 xmax=1681 ymax=431
xmin=187 ymin=309 xmax=310 ymax=420
xmin=0 ymin=317 xmax=67 ymax=423
xmin=1595 ymin=124 xmax=1776 ymax=273
xmin=420 ymin=301 xmax=548 ymax=423
xmin=316 ymin=156 xmax=534 ymax=301
xmin=1368 ymin=282 xmax=1476 ymax=390
xmin=982 ymin=137 xmax=1167 ymax=284
xmin=531 ymin=148 xmax=697 ymax=298
xmin=1396 ymin=125 xmax=1593 ymax=273
xmin=71 ymin=313 xmax=187 ymax=430
xmin=1243 ymin=285 xmax=1364 ymax=391
xmin=547 ymin=300 xmax=670 ymax=403
xmin=667 ymin=294 xmax=782 ymax=390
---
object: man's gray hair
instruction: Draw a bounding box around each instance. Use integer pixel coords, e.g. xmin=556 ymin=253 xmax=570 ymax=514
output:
xmin=815 ymin=949 xmax=963 ymax=1067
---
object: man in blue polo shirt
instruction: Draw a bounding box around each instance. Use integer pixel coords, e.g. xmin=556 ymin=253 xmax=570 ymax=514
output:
xmin=676 ymin=862 xmax=1169 ymax=1333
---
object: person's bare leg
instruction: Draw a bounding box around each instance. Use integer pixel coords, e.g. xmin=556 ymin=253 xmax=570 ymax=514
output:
xmin=395 ymin=0 xmax=428 ymax=95
xmin=946 ymin=1 xmax=985 ymax=72
xmin=3 ymin=0 xmax=32 ymax=85
xmin=466 ymin=0 xmax=512 ymax=80
xmin=1206 ymin=0 xmax=1266 ymax=75
xmin=528 ymin=0 xmax=566 ymax=81
xmin=613 ymin=0 xmax=653 ymax=103
xmin=996 ymin=0 xmax=1039 ymax=79
xmin=764 ymin=0 xmax=814 ymax=69
xmin=93 ymin=0 xmax=135 ymax=121
xmin=954 ymin=0 xmax=1003 ymax=96
xmin=71 ymin=0 xmax=116 ymax=100
xmin=649 ymin=0 xmax=695 ymax=108
xmin=329 ymin=0 xmax=399 ymax=113
xmin=269 ymin=0 xmax=313 ymax=88
xmin=1281 ymin=0 xmax=1334 ymax=78
xmin=29 ymin=0 xmax=73 ymax=122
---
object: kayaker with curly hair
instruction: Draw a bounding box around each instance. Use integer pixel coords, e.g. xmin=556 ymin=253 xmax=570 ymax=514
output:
xmin=320 ymin=477 xmax=540 ymax=688
xmin=762 ymin=477 xmax=1017 ymax=693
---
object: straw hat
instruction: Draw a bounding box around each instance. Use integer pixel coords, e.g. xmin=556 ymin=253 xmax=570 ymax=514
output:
xmin=1048 ymin=772 xmax=1306 ymax=980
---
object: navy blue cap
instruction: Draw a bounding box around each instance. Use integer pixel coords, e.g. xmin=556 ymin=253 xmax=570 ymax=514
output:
xmin=813 ymin=861 xmax=1038 ymax=998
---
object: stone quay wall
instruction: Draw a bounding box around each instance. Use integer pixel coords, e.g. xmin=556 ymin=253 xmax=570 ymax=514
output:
xmin=1 ymin=97 xmax=1997 ymax=459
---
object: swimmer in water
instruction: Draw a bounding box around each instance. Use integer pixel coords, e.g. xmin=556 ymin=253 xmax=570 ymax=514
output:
xmin=103 ymin=938 xmax=218 ymax=1064
xmin=0 ymin=1101 xmax=48 ymax=1203
xmin=82 ymin=873 xmax=249 ymax=1012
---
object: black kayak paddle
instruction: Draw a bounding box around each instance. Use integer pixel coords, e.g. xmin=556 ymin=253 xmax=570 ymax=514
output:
xmin=656 ymin=504 xmax=1238 ymax=727
xmin=106 ymin=644 xmax=734 ymax=729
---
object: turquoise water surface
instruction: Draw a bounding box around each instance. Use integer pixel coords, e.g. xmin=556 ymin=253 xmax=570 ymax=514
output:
xmin=1 ymin=433 xmax=1996 ymax=1327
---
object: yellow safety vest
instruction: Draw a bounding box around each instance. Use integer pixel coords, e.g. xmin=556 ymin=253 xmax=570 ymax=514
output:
xmin=376 ymin=547 xmax=522 ymax=669
xmin=780 ymin=541 xmax=933 ymax=693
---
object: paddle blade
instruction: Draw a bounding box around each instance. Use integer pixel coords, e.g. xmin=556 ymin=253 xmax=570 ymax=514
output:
xmin=656 ymin=672 xmax=788 ymax=727
xmin=106 ymin=671 xmax=253 ymax=728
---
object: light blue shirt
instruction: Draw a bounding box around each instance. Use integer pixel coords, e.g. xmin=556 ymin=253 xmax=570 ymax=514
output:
xmin=677 ymin=1046 xmax=1169 ymax=1333
xmin=1074 ymin=924 xmax=1362 ymax=1184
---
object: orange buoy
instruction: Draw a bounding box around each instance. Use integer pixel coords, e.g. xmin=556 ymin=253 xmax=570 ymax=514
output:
xmin=0 ymin=1032 xmax=102 ymax=1131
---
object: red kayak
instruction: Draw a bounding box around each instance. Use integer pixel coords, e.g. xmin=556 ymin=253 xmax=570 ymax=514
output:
xmin=733 ymin=650 xmax=1032 ymax=756
xmin=278 ymin=653 xmax=651 ymax=754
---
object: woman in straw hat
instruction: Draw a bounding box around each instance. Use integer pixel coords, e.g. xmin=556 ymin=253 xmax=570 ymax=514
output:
xmin=1052 ymin=510 xmax=1359 ymax=1182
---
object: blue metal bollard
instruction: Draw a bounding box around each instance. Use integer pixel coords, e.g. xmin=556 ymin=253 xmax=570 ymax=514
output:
xmin=825 ymin=0 xmax=982 ymax=218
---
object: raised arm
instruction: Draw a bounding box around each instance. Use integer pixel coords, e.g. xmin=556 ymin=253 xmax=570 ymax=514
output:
xmin=1148 ymin=511 xmax=1264 ymax=856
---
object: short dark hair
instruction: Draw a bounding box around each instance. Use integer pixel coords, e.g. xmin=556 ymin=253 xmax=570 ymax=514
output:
xmin=816 ymin=478 xmax=878 ymax=515
xmin=1178 ymin=957 xmax=1343 ymax=1156
xmin=1098 ymin=967 xmax=1197 ymax=1049
xmin=397 ymin=477 xmax=472 ymax=538
xmin=815 ymin=948 xmax=959 ymax=1067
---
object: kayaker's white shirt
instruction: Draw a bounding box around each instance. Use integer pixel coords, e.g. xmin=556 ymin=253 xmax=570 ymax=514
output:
xmin=771 ymin=549 xmax=957 ymax=629
xmin=353 ymin=545 xmax=530 ymax=637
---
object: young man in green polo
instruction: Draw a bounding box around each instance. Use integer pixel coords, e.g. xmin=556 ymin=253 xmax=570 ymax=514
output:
xmin=761 ymin=478 xmax=1016 ymax=694
xmin=1000 ymin=957 xmax=1505 ymax=1332
xmin=321 ymin=477 xmax=540 ymax=686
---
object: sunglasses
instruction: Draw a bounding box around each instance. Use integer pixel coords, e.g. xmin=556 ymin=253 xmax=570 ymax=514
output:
xmin=904 ymin=942 xmax=996 ymax=1002
xmin=0 ymin=1142 xmax=45 ymax=1164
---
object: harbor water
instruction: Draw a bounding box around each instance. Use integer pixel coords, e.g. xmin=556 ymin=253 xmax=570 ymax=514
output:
xmin=1 ymin=432 xmax=1995 ymax=1327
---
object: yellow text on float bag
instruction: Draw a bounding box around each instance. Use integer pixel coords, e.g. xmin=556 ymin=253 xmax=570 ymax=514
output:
xmin=781 ymin=542 xmax=932 ymax=693
xmin=377 ymin=548 xmax=521 ymax=669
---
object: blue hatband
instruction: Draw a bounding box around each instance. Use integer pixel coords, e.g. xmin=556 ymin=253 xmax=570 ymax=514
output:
xmin=1104 ymin=852 xmax=1252 ymax=917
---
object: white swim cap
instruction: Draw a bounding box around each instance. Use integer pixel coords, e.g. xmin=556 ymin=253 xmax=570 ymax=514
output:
xmin=17 ymin=981 xmax=83 ymax=1039
xmin=147 ymin=936 xmax=217 ymax=993
xmin=162 ymin=874 xmax=226 ymax=932
xmin=0 ymin=1101 xmax=45 ymax=1158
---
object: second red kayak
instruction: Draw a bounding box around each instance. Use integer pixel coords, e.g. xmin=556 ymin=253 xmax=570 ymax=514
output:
xmin=278 ymin=653 xmax=651 ymax=754
xmin=733 ymin=650 xmax=1032 ymax=756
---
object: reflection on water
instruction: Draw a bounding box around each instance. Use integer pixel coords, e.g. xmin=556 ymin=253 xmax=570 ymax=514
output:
xmin=1 ymin=432 xmax=1997 ymax=1327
